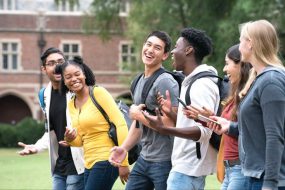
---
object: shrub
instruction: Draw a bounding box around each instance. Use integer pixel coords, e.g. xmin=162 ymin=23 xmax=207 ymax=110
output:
xmin=0 ymin=117 xmax=45 ymax=147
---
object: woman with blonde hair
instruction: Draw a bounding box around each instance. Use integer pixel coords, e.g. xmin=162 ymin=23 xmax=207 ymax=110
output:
xmin=209 ymin=20 xmax=285 ymax=190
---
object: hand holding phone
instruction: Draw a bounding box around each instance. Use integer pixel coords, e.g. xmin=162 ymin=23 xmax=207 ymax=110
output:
xmin=197 ymin=114 xmax=220 ymax=126
xmin=177 ymin=97 xmax=189 ymax=110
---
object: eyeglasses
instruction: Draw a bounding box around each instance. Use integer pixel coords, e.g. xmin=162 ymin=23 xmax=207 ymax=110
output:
xmin=45 ymin=59 xmax=65 ymax=67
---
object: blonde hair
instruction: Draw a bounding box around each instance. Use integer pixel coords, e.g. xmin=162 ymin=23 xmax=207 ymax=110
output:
xmin=241 ymin=20 xmax=284 ymax=68
xmin=239 ymin=68 xmax=257 ymax=99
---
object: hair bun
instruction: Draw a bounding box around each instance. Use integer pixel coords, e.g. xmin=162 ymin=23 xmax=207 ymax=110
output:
xmin=73 ymin=56 xmax=84 ymax=65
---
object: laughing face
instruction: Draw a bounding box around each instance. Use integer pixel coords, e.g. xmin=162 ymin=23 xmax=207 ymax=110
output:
xmin=171 ymin=37 xmax=189 ymax=71
xmin=223 ymin=55 xmax=241 ymax=85
xmin=141 ymin=36 xmax=169 ymax=68
xmin=63 ymin=64 xmax=86 ymax=93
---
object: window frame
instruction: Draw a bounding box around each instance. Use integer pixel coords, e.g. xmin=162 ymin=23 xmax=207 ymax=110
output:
xmin=0 ymin=39 xmax=22 ymax=72
xmin=56 ymin=0 xmax=79 ymax=12
xmin=0 ymin=0 xmax=16 ymax=11
xmin=60 ymin=40 xmax=82 ymax=60
xmin=119 ymin=41 xmax=136 ymax=71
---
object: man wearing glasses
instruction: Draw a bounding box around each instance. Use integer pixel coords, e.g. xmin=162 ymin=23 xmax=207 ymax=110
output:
xmin=18 ymin=47 xmax=84 ymax=190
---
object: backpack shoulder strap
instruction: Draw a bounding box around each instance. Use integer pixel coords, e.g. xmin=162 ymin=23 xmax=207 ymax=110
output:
xmin=130 ymin=73 xmax=143 ymax=97
xmin=38 ymin=87 xmax=46 ymax=110
xmin=184 ymin=71 xmax=221 ymax=160
xmin=185 ymin=71 xmax=221 ymax=105
xmin=89 ymin=86 xmax=112 ymax=126
xmin=141 ymin=67 xmax=165 ymax=104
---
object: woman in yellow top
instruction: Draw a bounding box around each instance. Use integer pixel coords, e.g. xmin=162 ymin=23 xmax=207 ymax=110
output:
xmin=57 ymin=56 xmax=129 ymax=190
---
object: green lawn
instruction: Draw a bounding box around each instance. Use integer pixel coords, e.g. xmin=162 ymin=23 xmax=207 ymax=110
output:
xmin=0 ymin=148 xmax=220 ymax=190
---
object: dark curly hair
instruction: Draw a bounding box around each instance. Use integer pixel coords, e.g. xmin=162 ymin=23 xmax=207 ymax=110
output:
xmin=55 ymin=56 xmax=96 ymax=94
xmin=145 ymin=30 xmax=172 ymax=53
xmin=181 ymin=28 xmax=213 ymax=63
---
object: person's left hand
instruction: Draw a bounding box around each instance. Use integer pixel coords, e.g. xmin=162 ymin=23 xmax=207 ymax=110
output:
xmin=118 ymin=166 xmax=130 ymax=185
xmin=183 ymin=105 xmax=214 ymax=120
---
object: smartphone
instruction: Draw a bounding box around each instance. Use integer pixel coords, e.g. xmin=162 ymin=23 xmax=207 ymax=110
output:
xmin=197 ymin=114 xmax=220 ymax=125
xmin=177 ymin=97 xmax=189 ymax=110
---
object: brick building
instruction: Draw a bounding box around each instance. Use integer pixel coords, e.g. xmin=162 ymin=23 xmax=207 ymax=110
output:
xmin=0 ymin=0 xmax=134 ymax=124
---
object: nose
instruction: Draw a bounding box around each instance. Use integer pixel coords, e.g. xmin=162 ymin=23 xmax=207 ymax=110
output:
xmin=223 ymin=65 xmax=227 ymax=73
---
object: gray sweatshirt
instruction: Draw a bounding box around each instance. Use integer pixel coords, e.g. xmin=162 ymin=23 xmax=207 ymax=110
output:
xmin=238 ymin=67 xmax=285 ymax=189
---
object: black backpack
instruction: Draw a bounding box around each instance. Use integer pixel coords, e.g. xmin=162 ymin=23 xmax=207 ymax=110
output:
xmin=130 ymin=67 xmax=185 ymax=109
xmin=184 ymin=71 xmax=229 ymax=159
xmin=89 ymin=86 xmax=141 ymax=165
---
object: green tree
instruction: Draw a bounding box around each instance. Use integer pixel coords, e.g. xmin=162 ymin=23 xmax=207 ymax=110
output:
xmin=86 ymin=0 xmax=285 ymax=74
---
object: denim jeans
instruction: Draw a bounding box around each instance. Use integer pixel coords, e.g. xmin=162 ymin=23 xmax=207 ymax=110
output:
xmin=126 ymin=156 xmax=172 ymax=190
xmin=52 ymin=173 xmax=84 ymax=190
xmin=221 ymin=165 xmax=246 ymax=190
xmin=167 ymin=171 xmax=206 ymax=190
xmin=245 ymin=176 xmax=263 ymax=190
xmin=84 ymin=160 xmax=118 ymax=190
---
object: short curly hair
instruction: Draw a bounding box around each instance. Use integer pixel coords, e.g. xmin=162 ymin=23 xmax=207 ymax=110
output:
xmin=181 ymin=28 xmax=213 ymax=62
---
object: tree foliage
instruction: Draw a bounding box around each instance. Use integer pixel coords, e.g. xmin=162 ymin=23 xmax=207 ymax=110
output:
xmin=87 ymin=0 xmax=285 ymax=74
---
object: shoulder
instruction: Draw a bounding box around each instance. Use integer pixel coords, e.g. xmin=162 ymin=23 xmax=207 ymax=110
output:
xmin=155 ymin=72 xmax=179 ymax=85
xmin=93 ymin=86 xmax=108 ymax=94
xmin=258 ymin=68 xmax=285 ymax=88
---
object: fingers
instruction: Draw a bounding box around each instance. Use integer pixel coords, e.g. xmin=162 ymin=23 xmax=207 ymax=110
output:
xmin=141 ymin=110 xmax=151 ymax=121
xmin=58 ymin=141 xmax=70 ymax=147
xmin=202 ymin=106 xmax=214 ymax=116
xmin=165 ymin=90 xmax=171 ymax=101
xmin=18 ymin=142 xmax=26 ymax=148
xmin=154 ymin=108 xmax=162 ymax=122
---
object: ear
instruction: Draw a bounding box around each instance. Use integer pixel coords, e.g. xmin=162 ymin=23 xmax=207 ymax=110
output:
xmin=41 ymin=65 xmax=46 ymax=74
xmin=162 ymin=52 xmax=169 ymax=61
xmin=185 ymin=46 xmax=193 ymax=55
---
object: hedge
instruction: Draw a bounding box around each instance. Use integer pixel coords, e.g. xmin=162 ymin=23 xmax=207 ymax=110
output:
xmin=0 ymin=117 xmax=45 ymax=147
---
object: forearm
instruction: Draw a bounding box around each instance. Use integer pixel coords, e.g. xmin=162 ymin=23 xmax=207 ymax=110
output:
xmin=159 ymin=126 xmax=201 ymax=141
xmin=34 ymin=132 xmax=49 ymax=152
xmin=121 ymin=121 xmax=141 ymax=151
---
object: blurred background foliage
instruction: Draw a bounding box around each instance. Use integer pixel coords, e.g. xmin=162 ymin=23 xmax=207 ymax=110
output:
xmin=0 ymin=118 xmax=44 ymax=147
xmin=85 ymin=0 xmax=285 ymax=75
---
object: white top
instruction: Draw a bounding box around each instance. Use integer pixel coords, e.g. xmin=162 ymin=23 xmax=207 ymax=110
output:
xmin=171 ymin=64 xmax=219 ymax=176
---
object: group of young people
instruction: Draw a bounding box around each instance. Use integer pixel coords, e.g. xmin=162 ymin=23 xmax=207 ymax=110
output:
xmin=17 ymin=19 xmax=285 ymax=190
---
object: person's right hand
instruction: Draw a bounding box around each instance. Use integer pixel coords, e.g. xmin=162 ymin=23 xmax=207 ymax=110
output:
xmin=17 ymin=142 xmax=37 ymax=156
xmin=207 ymin=116 xmax=230 ymax=135
xmin=109 ymin=146 xmax=127 ymax=167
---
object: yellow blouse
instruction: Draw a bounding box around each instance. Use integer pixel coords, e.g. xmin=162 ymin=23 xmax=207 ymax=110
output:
xmin=68 ymin=86 xmax=129 ymax=169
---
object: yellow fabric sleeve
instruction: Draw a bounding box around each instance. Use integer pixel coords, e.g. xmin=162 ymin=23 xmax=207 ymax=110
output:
xmin=93 ymin=86 xmax=129 ymax=166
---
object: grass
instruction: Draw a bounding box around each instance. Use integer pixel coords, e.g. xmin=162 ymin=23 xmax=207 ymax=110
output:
xmin=0 ymin=148 xmax=220 ymax=190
